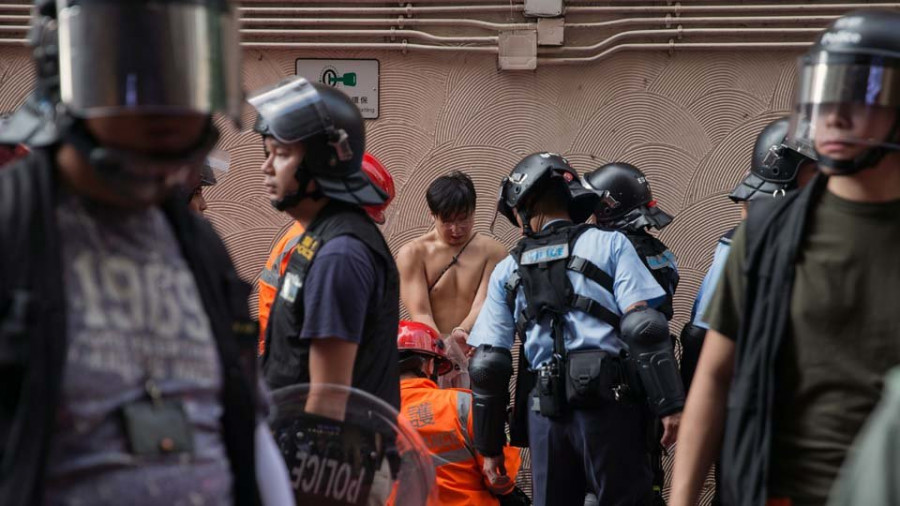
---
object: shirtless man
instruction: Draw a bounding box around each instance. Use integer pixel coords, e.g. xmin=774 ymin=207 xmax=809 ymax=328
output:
xmin=397 ymin=171 xmax=507 ymax=386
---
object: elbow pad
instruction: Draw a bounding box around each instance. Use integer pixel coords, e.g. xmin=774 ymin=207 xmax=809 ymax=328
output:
xmin=621 ymin=306 xmax=685 ymax=417
xmin=468 ymin=345 xmax=513 ymax=457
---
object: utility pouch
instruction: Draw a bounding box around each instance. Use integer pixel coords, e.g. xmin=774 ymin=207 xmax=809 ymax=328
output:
xmin=535 ymin=357 xmax=564 ymax=418
xmin=565 ymin=349 xmax=618 ymax=408
xmin=122 ymin=400 xmax=195 ymax=457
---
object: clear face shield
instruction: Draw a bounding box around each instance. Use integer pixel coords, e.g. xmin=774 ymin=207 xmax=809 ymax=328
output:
xmin=247 ymin=76 xmax=353 ymax=161
xmin=201 ymin=147 xmax=230 ymax=186
xmin=52 ymin=0 xmax=242 ymax=205
xmin=787 ymin=53 xmax=900 ymax=162
xmin=56 ymin=0 xmax=242 ymax=124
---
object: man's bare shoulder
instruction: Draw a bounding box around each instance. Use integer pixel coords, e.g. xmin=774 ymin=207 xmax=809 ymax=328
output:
xmin=475 ymin=234 xmax=510 ymax=260
xmin=397 ymin=234 xmax=431 ymax=264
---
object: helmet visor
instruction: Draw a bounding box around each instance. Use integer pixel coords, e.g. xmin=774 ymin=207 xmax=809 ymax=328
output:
xmin=57 ymin=0 xmax=242 ymax=123
xmin=247 ymin=76 xmax=334 ymax=145
xmin=787 ymin=53 xmax=900 ymax=154
xmin=201 ymin=147 xmax=229 ymax=185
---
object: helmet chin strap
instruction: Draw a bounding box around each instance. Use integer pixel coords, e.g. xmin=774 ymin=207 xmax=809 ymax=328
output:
xmin=817 ymin=117 xmax=900 ymax=175
xmin=271 ymin=159 xmax=325 ymax=212
xmin=817 ymin=146 xmax=889 ymax=175
xmin=517 ymin=208 xmax=534 ymax=236
xmin=63 ymin=116 xmax=218 ymax=202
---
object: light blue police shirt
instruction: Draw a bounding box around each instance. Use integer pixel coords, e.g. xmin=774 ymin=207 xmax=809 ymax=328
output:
xmin=467 ymin=223 xmax=666 ymax=370
xmin=691 ymin=232 xmax=733 ymax=330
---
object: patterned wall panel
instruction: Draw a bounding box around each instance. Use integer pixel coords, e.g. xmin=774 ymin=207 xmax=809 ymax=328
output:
xmin=213 ymin=48 xmax=801 ymax=329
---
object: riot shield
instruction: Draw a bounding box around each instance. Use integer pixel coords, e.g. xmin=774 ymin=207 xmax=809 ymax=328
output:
xmin=270 ymin=384 xmax=435 ymax=506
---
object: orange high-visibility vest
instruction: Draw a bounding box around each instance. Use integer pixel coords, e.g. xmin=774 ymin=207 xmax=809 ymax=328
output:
xmin=257 ymin=221 xmax=305 ymax=354
xmin=399 ymin=377 xmax=522 ymax=506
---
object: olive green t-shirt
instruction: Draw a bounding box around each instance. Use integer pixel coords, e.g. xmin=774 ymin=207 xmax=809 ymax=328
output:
xmin=706 ymin=190 xmax=900 ymax=505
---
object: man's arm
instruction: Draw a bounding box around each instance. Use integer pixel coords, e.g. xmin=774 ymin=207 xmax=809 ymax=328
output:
xmin=306 ymin=338 xmax=359 ymax=420
xmin=453 ymin=241 xmax=508 ymax=345
xmin=397 ymin=242 xmax=439 ymax=331
xmin=299 ymin=236 xmax=375 ymax=421
xmin=669 ymin=330 xmax=736 ymax=506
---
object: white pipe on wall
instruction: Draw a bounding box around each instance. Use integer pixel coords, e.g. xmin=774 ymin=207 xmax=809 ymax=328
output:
xmin=566 ymin=3 xmax=900 ymax=14
xmin=241 ymin=17 xmax=534 ymax=31
xmin=240 ymin=5 xmax=524 ymax=15
xmin=242 ymin=28 xmax=498 ymax=44
xmin=241 ymin=41 xmax=499 ymax=52
xmin=542 ymin=27 xmax=823 ymax=54
xmin=539 ymin=41 xmax=812 ymax=65
xmin=565 ymin=15 xmax=841 ymax=30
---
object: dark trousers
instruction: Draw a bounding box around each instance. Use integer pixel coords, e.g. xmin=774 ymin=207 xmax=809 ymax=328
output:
xmin=529 ymin=400 xmax=653 ymax=506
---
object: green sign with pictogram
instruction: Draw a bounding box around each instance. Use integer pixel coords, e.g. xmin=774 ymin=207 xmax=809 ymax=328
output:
xmin=296 ymin=59 xmax=380 ymax=119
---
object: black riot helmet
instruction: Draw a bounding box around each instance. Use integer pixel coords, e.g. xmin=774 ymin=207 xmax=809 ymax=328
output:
xmin=494 ymin=152 xmax=598 ymax=234
xmin=787 ymin=10 xmax=900 ymax=174
xmin=249 ymin=76 xmax=387 ymax=212
xmin=3 ymin=0 xmax=243 ymax=204
xmin=582 ymin=162 xmax=674 ymax=232
xmin=730 ymin=117 xmax=818 ymax=202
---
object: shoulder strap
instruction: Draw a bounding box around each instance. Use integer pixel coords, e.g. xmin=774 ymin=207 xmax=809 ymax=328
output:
xmin=566 ymin=256 xmax=615 ymax=294
xmin=568 ymin=294 xmax=620 ymax=331
xmin=565 ymin=224 xmax=615 ymax=293
xmin=0 ymin=154 xmax=45 ymax=340
xmin=428 ymin=232 xmax=478 ymax=293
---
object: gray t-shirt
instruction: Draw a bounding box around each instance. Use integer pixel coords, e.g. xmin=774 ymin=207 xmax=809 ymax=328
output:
xmin=44 ymin=193 xmax=232 ymax=506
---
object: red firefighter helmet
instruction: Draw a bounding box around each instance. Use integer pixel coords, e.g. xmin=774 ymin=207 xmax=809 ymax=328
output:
xmin=361 ymin=152 xmax=395 ymax=224
xmin=397 ymin=321 xmax=453 ymax=376
xmin=0 ymin=144 xmax=29 ymax=169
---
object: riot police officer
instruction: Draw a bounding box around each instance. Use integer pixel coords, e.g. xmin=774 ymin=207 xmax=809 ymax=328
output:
xmin=0 ymin=0 xmax=290 ymax=504
xmin=581 ymin=162 xmax=679 ymax=505
xmin=582 ymin=162 xmax=679 ymax=318
xmin=679 ymin=116 xmax=817 ymax=391
xmin=467 ymin=153 xmax=685 ymax=506
xmin=672 ymin=11 xmax=900 ymax=505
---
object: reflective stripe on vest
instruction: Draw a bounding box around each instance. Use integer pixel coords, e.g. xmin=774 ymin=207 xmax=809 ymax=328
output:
xmin=645 ymin=250 xmax=677 ymax=271
xmin=259 ymin=266 xmax=280 ymax=286
xmin=431 ymin=392 xmax=477 ymax=468
xmin=259 ymin=234 xmax=303 ymax=287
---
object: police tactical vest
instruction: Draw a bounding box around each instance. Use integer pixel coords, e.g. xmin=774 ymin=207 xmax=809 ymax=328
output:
xmin=624 ymin=230 xmax=679 ymax=320
xmin=261 ymin=201 xmax=401 ymax=409
xmin=504 ymin=222 xmax=621 ymax=336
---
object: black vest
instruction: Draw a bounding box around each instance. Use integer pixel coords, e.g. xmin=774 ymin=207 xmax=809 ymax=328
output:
xmin=0 ymin=151 xmax=260 ymax=506
xmin=624 ymin=230 xmax=679 ymax=320
xmin=505 ymin=221 xmax=622 ymax=338
xmin=720 ymin=174 xmax=828 ymax=506
xmin=261 ymin=202 xmax=400 ymax=410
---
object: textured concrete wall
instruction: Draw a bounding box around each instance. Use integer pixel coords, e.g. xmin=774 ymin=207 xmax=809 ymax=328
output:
xmin=222 ymin=47 xmax=801 ymax=330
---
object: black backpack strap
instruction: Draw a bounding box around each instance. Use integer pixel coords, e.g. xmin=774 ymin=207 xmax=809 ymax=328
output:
xmin=0 ymin=157 xmax=39 ymax=353
xmin=568 ymin=294 xmax=621 ymax=331
xmin=566 ymin=256 xmax=615 ymax=294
